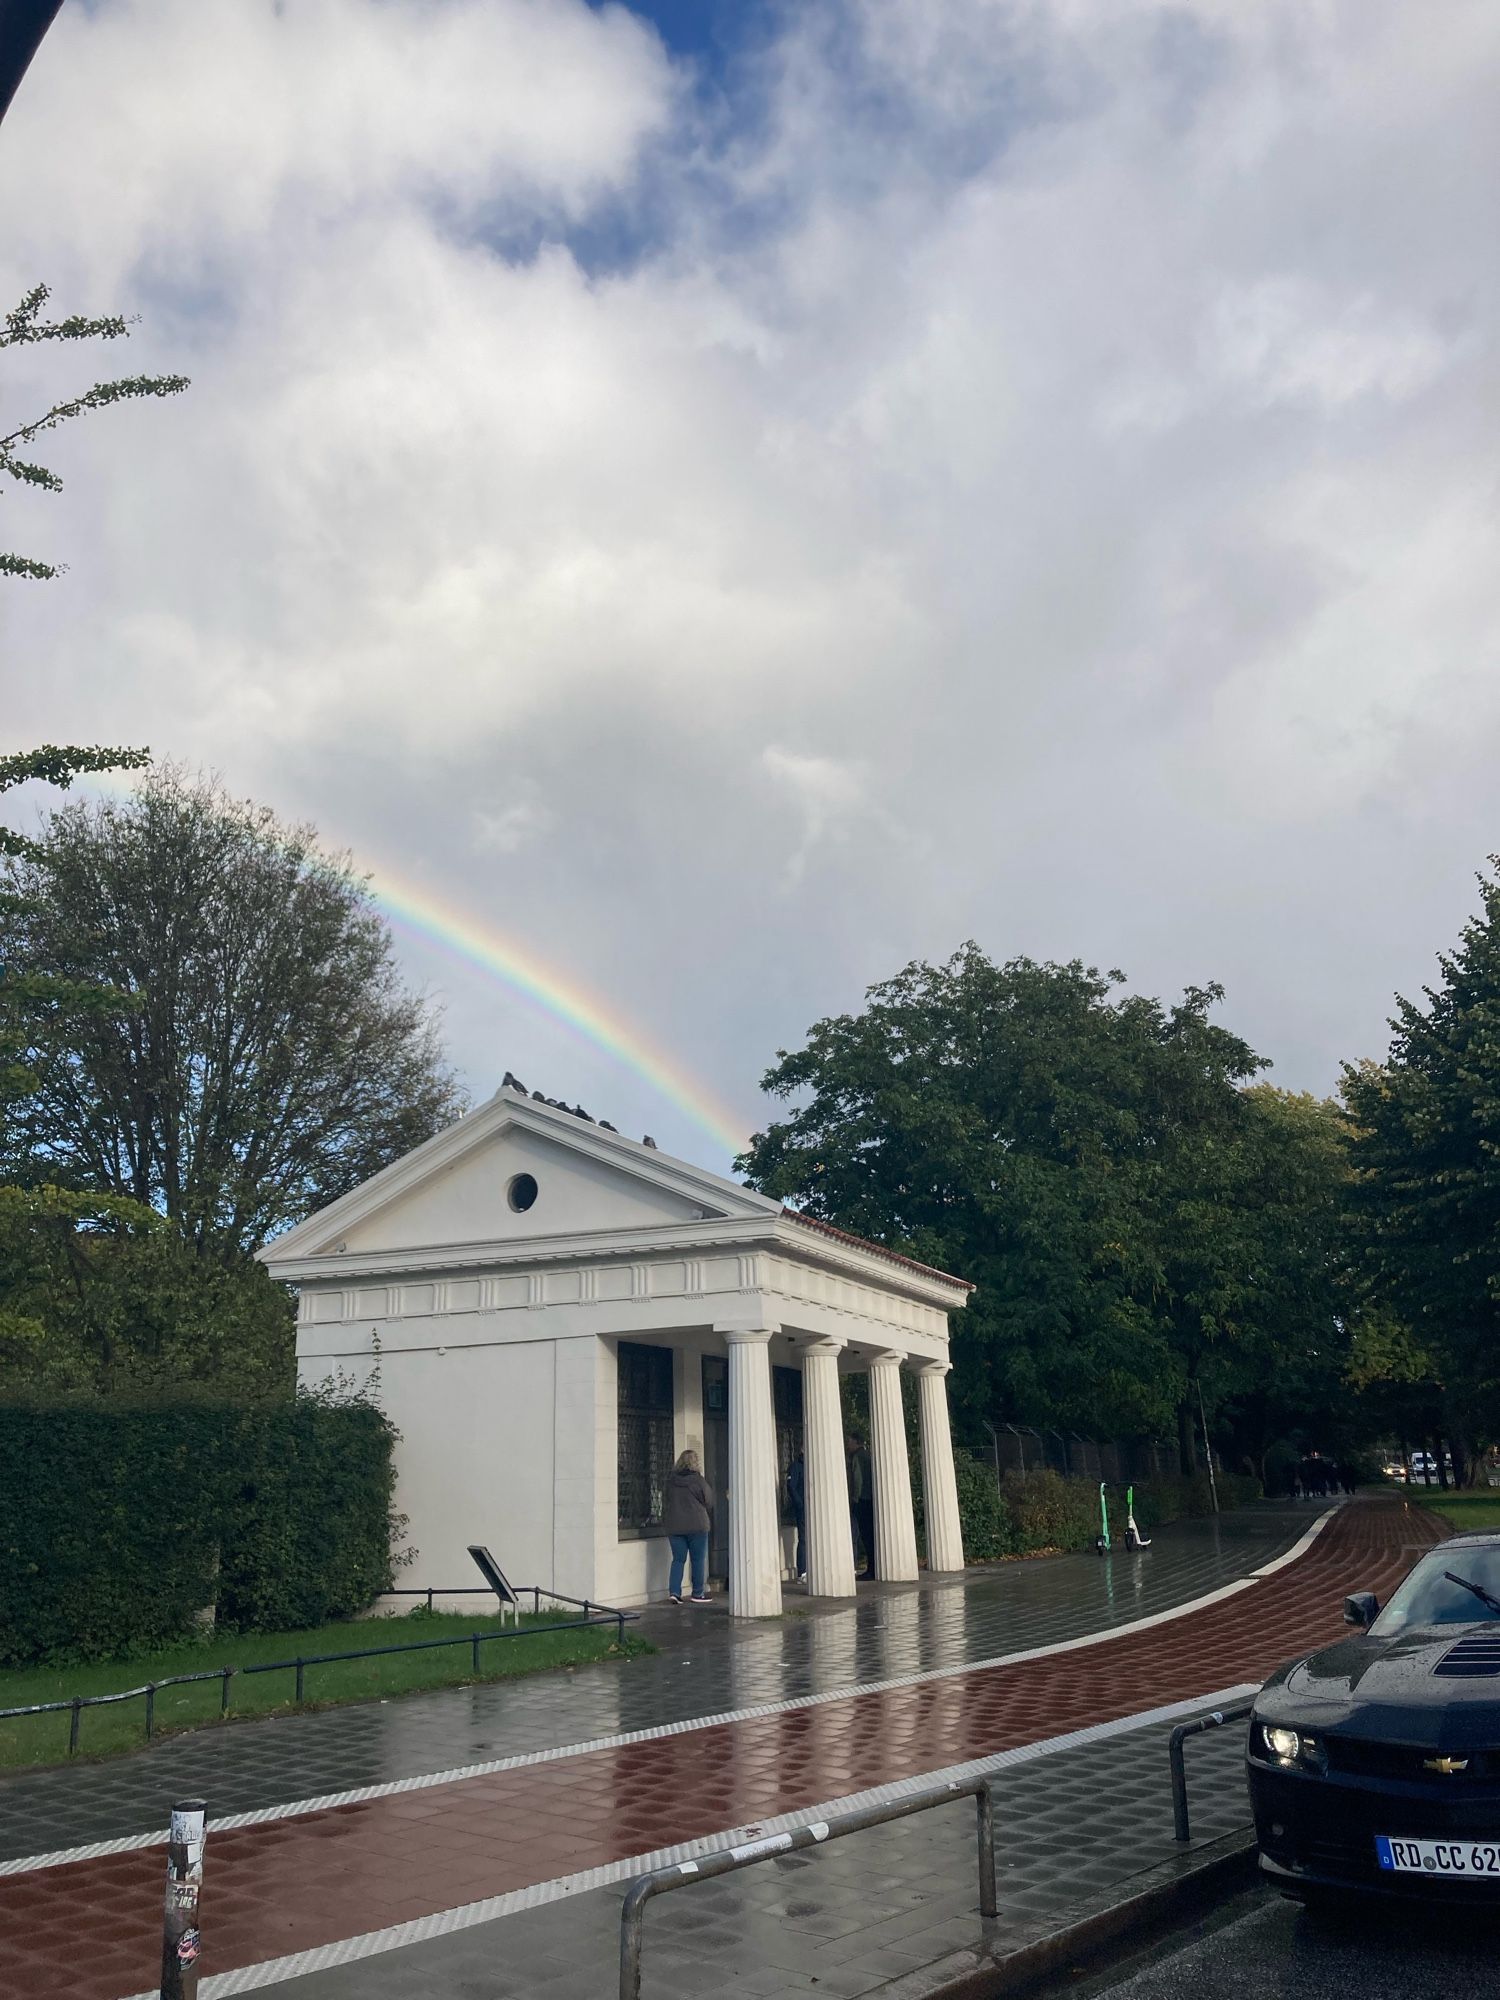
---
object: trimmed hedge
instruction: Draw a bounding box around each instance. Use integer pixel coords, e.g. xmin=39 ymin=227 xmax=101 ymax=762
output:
xmin=0 ymin=1400 xmax=399 ymax=1666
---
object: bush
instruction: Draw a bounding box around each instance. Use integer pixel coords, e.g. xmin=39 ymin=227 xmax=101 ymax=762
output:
xmin=0 ymin=1398 xmax=399 ymax=1666
xmin=1002 ymin=1468 xmax=1102 ymax=1552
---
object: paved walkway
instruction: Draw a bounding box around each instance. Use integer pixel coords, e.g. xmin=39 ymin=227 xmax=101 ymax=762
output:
xmin=0 ymin=1502 xmax=1311 ymax=1864
xmin=0 ymin=1496 xmax=1442 ymax=2000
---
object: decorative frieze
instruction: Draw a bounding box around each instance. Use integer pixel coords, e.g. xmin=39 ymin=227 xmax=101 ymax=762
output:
xmin=298 ymin=1249 xmax=951 ymax=1349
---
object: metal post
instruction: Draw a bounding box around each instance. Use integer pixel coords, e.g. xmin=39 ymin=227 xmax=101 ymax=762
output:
xmin=294 ymin=1658 xmax=304 ymax=1702
xmin=145 ymin=1683 xmax=157 ymax=1741
xmin=471 ymin=1633 xmax=481 ymax=1672
xmin=1169 ymin=1726 xmax=1192 ymax=1842
xmin=159 ymin=1799 xmax=207 ymax=1999
xmin=1197 ymin=1382 xmax=1220 ymax=1514
xmin=67 ymin=1696 xmax=81 ymax=1756
xmin=976 ymin=1783 xmax=997 ymax=1918
xmin=220 ymin=1669 xmax=232 ymax=1715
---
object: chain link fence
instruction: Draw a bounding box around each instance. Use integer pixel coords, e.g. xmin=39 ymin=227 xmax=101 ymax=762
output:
xmin=961 ymin=1424 xmax=1185 ymax=1487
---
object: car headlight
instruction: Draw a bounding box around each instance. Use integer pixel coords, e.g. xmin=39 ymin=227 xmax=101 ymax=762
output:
xmin=1259 ymin=1723 xmax=1327 ymax=1772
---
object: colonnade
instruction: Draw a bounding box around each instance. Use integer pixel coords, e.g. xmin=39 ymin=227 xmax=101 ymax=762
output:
xmin=719 ymin=1323 xmax=965 ymax=1619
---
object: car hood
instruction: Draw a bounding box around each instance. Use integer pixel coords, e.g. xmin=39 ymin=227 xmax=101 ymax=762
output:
xmin=1258 ymin=1625 xmax=1500 ymax=1746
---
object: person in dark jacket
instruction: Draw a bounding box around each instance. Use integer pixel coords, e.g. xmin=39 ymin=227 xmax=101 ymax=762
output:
xmin=787 ymin=1450 xmax=807 ymax=1582
xmin=846 ymin=1433 xmax=875 ymax=1581
xmin=662 ymin=1449 xmax=714 ymax=1604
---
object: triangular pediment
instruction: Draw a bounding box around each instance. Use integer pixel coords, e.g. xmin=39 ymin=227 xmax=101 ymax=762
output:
xmin=263 ymin=1088 xmax=775 ymax=1265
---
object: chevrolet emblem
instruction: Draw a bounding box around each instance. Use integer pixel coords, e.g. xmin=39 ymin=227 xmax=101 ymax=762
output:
xmin=1423 ymin=1756 xmax=1470 ymax=1775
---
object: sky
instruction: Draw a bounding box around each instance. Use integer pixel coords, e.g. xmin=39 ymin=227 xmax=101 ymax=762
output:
xmin=2 ymin=0 xmax=1497 ymax=1174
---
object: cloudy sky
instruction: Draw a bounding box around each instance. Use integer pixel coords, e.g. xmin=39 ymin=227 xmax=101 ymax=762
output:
xmin=3 ymin=0 xmax=1497 ymax=1172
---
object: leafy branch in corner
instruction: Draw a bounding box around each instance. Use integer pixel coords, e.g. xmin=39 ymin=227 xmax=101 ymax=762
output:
xmin=1 ymin=284 xmax=189 ymax=581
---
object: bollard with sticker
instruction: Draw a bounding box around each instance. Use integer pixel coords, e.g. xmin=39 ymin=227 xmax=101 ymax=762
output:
xmin=160 ymin=1799 xmax=207 ymax=2000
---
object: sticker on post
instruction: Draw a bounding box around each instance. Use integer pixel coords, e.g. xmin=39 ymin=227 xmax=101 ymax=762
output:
xmin=166 ymin=1881 xmax=199 ymax=1912
xmin=170 ymin=1808 xmax=206 ymax=1848
xmin=176 ymin=1929 xmax=202 ymax=1966
xmin=730 ymin=1831 xmax=794 ymax=1862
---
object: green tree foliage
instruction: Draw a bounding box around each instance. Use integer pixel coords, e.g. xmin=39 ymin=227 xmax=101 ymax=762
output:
xmin=0 ymin=1184 xmax=294 ymax=1399
xmin=738 ymin=945 xmax=1285 ymax=1448
xmin=1342 ymin=863 xmax=1500 ymax=1470
xmin=3 ymin=767 xmax=467 ymax=1258
xmin=2 ymin=747 xmax=156 ymax=1367
xmin=1 ymin=284 xmax=187 ymax=581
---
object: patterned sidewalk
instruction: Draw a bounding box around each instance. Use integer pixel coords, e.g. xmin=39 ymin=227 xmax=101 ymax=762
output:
xmin=0 ymin=1501 xmax=1311 ymax=1865
xmin=1 ymin=1496 xmax=1440 ymax=2000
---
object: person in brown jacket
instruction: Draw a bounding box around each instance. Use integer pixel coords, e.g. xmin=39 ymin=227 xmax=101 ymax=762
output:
xmin=662 ymin=1449 xmax=714 ymax=1604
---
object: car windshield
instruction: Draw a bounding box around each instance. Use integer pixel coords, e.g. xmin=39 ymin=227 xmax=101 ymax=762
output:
xmin=1371 ymin=1545 xmax=1500 ymax=1634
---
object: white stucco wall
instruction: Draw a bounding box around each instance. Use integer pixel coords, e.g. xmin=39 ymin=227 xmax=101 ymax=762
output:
xmin=301 ymin=1326 xmax=600 ymax=1608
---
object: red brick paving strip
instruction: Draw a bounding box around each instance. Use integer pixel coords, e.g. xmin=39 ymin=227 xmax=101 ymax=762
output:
xmin=7 ymin=1498 xmax=1442 ymax=2000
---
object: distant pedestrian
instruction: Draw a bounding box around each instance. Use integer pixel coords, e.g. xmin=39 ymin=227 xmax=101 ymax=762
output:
xmin=846 ymin=1433 xmax=876 ymax=1581
xmin=662 ymin=1449 xmax=714 ymax=1605
xmin=788 ymin=1450 xmax=807 ymax=1581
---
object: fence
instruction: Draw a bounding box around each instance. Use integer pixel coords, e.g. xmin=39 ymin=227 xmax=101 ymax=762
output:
xmin=974 ymin=1425 xmax=1185 ymax=1485
xmin=0 ymin=1588 xmax=633 ymax=1758
xmin=620 ymin=1775 xmax=998 ymax=2000
xmin=621 ymin=1699 xmax=1255 ymax=1998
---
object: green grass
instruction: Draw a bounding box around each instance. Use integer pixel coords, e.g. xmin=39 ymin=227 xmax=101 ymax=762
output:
xmin=0 ymin=1610 xmax=652 ymax=1772
xmin=1424 ymin=1491 xmax=1500 ymax=1533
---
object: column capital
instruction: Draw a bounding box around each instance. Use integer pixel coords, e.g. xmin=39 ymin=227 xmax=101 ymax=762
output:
xmin=866 ymin=1347 xmax=907 ymax=1369
xmin=799 ymin=1334 xmax=847 ymax=1358
xmin=715 ymin=1319 xmax=779 ymax=1343
xmin=908 ymin=1356 xmax=951 ymax=1378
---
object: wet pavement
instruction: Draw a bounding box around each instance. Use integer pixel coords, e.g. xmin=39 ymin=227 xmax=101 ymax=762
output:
xmin=0 ymin=1501 xmax=1313 ymax=1862
xmin=0 ymin=1496 xmax=1443 ymax=2000
xmin=1087 ymin=1882 xmax=1498 ymax=2000
xmin=248 ymin=1701 xmax=1260 ymax=2000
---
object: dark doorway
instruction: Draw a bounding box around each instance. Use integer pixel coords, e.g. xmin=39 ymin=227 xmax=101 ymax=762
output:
xmin=702 ymin=1355 xmax=729 ymax=1583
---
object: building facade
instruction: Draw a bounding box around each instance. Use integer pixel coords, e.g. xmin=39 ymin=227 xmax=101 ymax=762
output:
xmin=262 ymin=1086 xmax=972 ymax=1616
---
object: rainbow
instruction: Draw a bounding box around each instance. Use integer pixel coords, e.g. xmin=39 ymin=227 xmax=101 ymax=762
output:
xmin=366 ymin=863 xmax=754 ymax=1161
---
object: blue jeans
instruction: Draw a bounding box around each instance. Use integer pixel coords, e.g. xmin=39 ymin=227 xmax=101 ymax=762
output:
xmin=669 ymin=1531 xmax=708 ymax=1599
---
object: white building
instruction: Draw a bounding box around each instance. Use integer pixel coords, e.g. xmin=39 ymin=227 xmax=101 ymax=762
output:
xmin=261 ymin=1085 xmax=972 ymax=1617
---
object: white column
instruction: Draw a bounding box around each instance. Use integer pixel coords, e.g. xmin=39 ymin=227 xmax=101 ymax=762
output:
xmin=720 ymin=1324 xmax=783 ymax=1618
xmin=802 ymin=1337 xmax=856 ymax=1598
xmin=869 ymin=1351 xmax=919 ymax=1583
xmin=914 ymin=1359 xmax=965 ymax=1572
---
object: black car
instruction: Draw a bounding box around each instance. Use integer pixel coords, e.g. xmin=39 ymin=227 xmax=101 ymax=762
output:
xmin=1248 ymin=1530 xmax=1500 ymax=1901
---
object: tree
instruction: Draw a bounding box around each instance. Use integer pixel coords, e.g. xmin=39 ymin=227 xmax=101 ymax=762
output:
xmin=1 ymin=745 xmax=157 ymax=1366
xmin=1342 ymin=864 xmax=1500 ymax=1473
xmin=3 ymin=768 xmax=467 ymax=1257
xmin=737 ymin=944 xmax=1268 ymax=1447
xmin=1195 ymin=1088 xmax=1359 ymax=1480
xmin=2 ymin=284 xmax=187 ymax=581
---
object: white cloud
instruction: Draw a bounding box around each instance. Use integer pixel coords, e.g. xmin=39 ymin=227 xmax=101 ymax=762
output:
xmin=4 ymin=0 xmax=1499 ymax=1159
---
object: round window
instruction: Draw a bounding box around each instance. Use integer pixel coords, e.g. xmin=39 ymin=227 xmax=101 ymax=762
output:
xmin=507 ymin=1172 xmax=539 ymax=1213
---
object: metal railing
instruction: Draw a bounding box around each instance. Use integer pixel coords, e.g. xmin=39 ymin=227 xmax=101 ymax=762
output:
xmin=620 ymin=1775 xmax=997 ymax=2000
xmin=0 ymin=1589 xmax=634 ymax=1757
xmin=1169 ymin=1702 xmax=1254 ymax=1843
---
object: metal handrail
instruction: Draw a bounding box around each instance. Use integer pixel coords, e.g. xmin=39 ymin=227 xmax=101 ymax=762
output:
xmin=1169 ymin=1702 xmax=1254 ymax=1842
xmin=620 ymin=1775 xmax=997 ymax=2000
xmin=0 ymin=1591 xmax=635 ymax=1756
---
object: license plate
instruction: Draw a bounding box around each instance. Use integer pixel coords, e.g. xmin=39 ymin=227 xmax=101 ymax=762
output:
xmin=1376 ymin=1836 xmax=1500 ymax=1878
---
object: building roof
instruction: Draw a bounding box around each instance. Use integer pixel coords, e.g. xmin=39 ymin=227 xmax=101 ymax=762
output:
xmin=781 ymin=1209 xmax=975 ymax=1291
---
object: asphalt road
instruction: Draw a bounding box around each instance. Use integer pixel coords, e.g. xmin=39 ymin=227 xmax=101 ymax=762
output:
xmin=1089 ymin=1884 xmax=1498 ymax=1999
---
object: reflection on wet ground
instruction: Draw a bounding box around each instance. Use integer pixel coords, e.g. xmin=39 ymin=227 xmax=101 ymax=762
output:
xmin=0 ymin=1502 xmax=1312 ymax=1860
